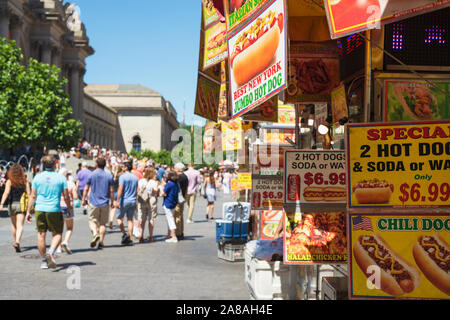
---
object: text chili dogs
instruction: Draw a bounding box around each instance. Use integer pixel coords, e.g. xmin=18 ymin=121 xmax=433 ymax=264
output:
xmin=230 ymin=10 xmax=283 ymax=87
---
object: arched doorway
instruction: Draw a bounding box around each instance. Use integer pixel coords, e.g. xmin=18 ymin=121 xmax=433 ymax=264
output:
xmin=132 ymin=135 xmax=141 ymax=152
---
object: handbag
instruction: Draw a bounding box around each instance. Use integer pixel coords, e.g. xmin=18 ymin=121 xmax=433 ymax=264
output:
xmin=74 ymin=199 xmax=81 ymax=208
xmin=177 ymin=182 xmax=185 ymax=203
xmin=20 ymin=192 xmax=29 ymax=213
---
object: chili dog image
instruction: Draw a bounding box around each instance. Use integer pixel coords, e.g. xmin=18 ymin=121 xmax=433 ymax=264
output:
xmin=413 ymin=234 xmax=450 ymax=295
xmin=353 ymin=179 xmax=394 ymax=204
xmin=354 ymin=234 xmax=420 ymax=297
xmin=230 ymin=10 xmax=283 ymax=87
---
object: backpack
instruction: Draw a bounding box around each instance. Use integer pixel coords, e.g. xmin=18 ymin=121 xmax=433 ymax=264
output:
xmin=137 ymin=181 xmax=149 ymax=203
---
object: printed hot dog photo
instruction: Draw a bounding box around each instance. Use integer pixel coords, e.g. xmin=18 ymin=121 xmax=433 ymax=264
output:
xmin=352 ymin=179 xmax=394 ymax=204
xmin=353 ymin=234 xmax=421 ymax=297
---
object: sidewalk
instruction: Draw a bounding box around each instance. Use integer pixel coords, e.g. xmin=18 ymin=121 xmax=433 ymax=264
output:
xmin=0 ymin=191 xmax=249 ymax=300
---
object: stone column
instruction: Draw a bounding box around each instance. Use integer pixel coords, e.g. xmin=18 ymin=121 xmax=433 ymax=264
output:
xmin=9 ymin=16 xmax=22 ymax=44
xmin=69 ymin=64 xmax=80 ymax=120
xmin=0 ymin=9 xmax=10 ymax=39
xmin=41 ymin=41 xmax=52 ymax=65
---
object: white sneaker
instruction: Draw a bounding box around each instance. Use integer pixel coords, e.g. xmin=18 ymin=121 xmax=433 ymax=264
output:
xmin=56 ymin=247 xmax=62 ymax=254
xmin=45 ymin=253 xmax=57 ymax=269
xmin=165 ymin=238 xmax=178 ymax=243
xmin=40 ymin=261 xmax=49 ymax=269
xmin=186 ymin=219 xmax=193 ymax=224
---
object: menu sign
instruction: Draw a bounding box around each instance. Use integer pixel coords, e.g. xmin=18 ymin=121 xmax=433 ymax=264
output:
xmin=228 ymin=0 xmax=287 ymax=119
xmin=251 ymin=174 xmax=284 ymax=210
xmin=224 ymin=0 xmax=271 ymax=35
xmin=195 ymin=73 xmax=220 ymax=121
xmin=349 ymin=213 xmax=450 ymax=300
xmin=346 ymin=121 xmax=450 ymax=209
xmin=284 ymin=211 xmax=347 ymax=264
xmin=384 ymin=79 xmax=450 ymax=122
xmin=203 ymin=21 xmax=228 ymax=70
xmin=284 ymin=150 xmax=347 ymax=212
xmin=260 ymin=210 xmax=283 ymax=240
xmin=324 ymin=0 xmax=450 ymax=39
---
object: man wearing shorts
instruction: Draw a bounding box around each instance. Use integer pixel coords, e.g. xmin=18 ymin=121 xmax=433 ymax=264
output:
xmin=115 ymin=161 xmax=138 ymax=245
xmin=82 ymin=157 xmax=114 ymax=249
xmin=26 ymin=155 xmax=72 ymax=269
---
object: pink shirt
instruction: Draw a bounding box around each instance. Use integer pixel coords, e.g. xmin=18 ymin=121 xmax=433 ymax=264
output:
xmin=184 ymin=168 xmax=201 ymax=195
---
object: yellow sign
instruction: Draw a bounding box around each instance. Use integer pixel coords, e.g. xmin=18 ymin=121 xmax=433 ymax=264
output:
xmin=346 ymin=121 xmax=450 ymax=209
xmin=222 ymin=118 xmax=243 ymax=151
xmin=238 ymin=173 xmax=252 ymax=190
xmin=349 ymin=213 xmax=450 ymax=300
xmin=230 ymin=178 xmax=238 ymax=191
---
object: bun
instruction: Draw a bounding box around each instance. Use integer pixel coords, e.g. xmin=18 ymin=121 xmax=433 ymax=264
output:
xmin=324 ymin=187 xmax=346 ymax=202
xmin=413 ymin=234 xmax=450 ymax=295
xmin=303 ymin=187 xmax=324 ymax=201
xmin=353 ymin=234 xmax=420 ymax=297
xmin=232 ymin=24 xmax=280 ymax=87
xmin=354 ymin=187 xmax=392 ymax=204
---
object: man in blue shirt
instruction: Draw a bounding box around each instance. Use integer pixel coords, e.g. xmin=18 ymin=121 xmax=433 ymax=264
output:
xmin=82 ymin=157 xmax=114 ymax=249
xmin=114 ymin=161 xmax=138 ymax=245
xmin=26 ymin=155 xmax=72 ymax=269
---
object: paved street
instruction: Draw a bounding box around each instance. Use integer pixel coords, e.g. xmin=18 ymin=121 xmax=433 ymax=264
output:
xmin=0 ymin=191 xmax=250 ymax=300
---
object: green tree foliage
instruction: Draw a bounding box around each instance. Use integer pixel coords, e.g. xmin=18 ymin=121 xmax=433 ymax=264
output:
xmin=0 ymin=39 xmax=81 ymax=152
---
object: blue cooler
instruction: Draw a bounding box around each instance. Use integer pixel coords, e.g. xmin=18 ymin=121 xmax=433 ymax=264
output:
xmin=216 ymin=219 xmax=249 ymax=243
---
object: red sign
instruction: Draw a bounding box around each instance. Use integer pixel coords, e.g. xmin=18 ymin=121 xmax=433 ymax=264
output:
xmin=324 ymin=0 xmax=450 ymax=39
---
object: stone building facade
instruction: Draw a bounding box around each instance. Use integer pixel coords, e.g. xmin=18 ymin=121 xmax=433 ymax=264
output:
xmin=85 ymin=84 xmax=179 ymax=153
xmin=1 ymin=0 xmax=179 ymax=153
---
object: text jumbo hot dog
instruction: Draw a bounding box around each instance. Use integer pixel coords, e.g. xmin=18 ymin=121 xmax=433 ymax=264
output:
xmin=230 ymin=10 xmax=283 ymax=87
xmin=413 ymin=234 xmax=450 ymax=295
xmin=354 ymin=234 xmax=420 ymax=297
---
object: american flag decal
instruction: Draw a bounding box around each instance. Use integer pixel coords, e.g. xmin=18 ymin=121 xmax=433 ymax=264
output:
xmin=352 ymin=216 xmax=373 ymax=231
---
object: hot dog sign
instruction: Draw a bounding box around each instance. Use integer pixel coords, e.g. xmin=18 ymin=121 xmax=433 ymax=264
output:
xmin=346 ymin=121 xmax=450 ymax=209
xmin=228 ymin=0 xmax=287 ymax=119
xmin=349 ymin=213 xmax=450 ymax=300
xmin=284 ymin=150 xmax=347 ymax=212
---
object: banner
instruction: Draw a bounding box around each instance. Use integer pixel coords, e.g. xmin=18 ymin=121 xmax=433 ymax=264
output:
xmin=203 ymin=20 xmax=228 ymax=70
xmin=203 ymin=120 xmax=222 ymax=153
xmin=238 ymin=172 xmax=252 ymax=189
xmin=324 ymin=0 xmax=450 ymax=39
xmin=346 ymin=121 xmax=450 ymax=209
xmin=228 ymin=0 xmax=288 ymax=118
xmin=224 ymin=0 xmax=272 ymax=36
xmin=384 ymin=79 xmax=450 ymax=122
xmin=284 ymin=150 xmax=347 ymax=212
xmin=260 ymin=210 xmax=283 ymax=240
xmin=284 ymin=211 xmax=347 ymax=264
xmin=218 ymin=61 xmax=230 ymax=120
xmin=221 ymin=118 xmax=243 ymax=151
xmin=331 ymin=84 xmax=348 ymax=124
xmin=253 ymin=144 xmax=286 ymax=176
xmin=286 ymin=41 xmax=340 ymax=103
xmin=349 ymin=213 xmax=450 ymax=300
xmin=202 ymin=0 xmax=221 ymax=29
xmin=195 ymin=73 xmax=220 ymax=121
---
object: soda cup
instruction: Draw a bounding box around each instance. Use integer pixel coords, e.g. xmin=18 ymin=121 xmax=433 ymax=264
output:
xmin=253 ymin=192 xmax=261 ymax=209
xmin=287 ymin=174 xmax=300 ymax=201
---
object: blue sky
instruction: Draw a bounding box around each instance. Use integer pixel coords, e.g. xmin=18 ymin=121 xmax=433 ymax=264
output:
xmin=75 ymin=0 xmax=204 ymax=125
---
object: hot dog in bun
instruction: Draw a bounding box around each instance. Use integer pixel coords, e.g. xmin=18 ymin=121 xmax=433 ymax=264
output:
xmin=323 ymin=187 xmax=346 ymax=202
xmin=354 ymin=234 xmax=420 ymax=297
xmin=230 ymin=10 xmax=283 ymax=86
xmin=353 ymin=179 xmax=394 ymax=204
xmin=303 ymin=187 xmax=324 ymax=201
xmin=413 ymin=234 xmax=450 ymax=295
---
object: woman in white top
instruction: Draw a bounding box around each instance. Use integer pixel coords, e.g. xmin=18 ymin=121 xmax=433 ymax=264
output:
xmin=146 ymin=168 xmax=160 ymax=242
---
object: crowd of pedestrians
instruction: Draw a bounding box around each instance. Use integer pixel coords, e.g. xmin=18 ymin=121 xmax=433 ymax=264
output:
xmin=0 ymin=147 xmax=238 ymax=270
